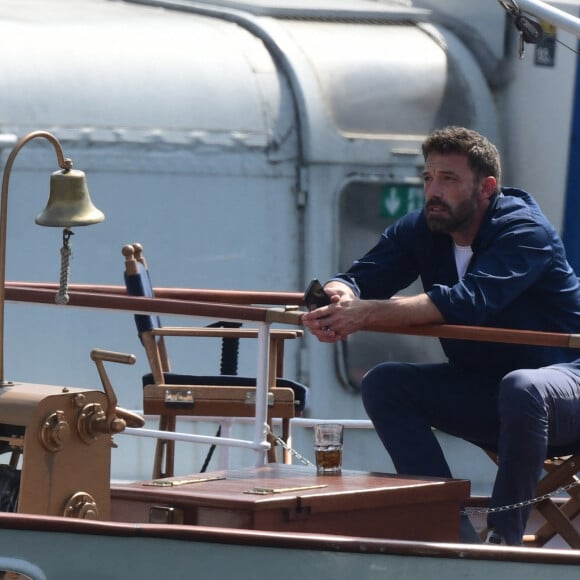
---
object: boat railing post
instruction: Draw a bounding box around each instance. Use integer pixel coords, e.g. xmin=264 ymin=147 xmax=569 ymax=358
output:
xmin=254 ymin=321 xmax=271 ymax=466
xmin=0 ymin=557 xmax=47 ymax=580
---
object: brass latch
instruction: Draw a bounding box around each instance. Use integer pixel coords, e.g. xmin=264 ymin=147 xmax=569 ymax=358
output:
xmin=245 ymin=392 xmax=274 ymax=406
xmin=164 ymin=389 xmax=194 ymax=408
xmin=149 ymin=505 xmax=184 ymax=525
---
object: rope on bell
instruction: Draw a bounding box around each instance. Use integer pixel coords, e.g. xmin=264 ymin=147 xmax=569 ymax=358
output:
xmin=55 ymin=228 xmax=73 ymax=305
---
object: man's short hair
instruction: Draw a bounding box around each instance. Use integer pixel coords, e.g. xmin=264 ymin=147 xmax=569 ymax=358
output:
xmin=422 ymin=126 xmax=502 ymax=191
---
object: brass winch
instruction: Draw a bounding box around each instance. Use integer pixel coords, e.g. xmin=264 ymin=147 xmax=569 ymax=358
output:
xmin=0 ymin=349 xmax=143 ymax=520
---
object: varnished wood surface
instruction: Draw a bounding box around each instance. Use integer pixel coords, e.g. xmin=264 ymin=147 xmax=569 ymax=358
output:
xmin=142 ymin=385 xmax=297 ymax=418
xmin=6 ymin=282 xmax=580 ymax=347
xmin=112 ymin=464 xmax=468 ymax=510
xmin=111 ymin=464 xmax=469 ymax=542
xmin=6 ymin=281 xmax=305 ymax=306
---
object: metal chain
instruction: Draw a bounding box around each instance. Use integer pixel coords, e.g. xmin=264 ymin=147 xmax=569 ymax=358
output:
xmin=266 ymin=425 xmax=315 ymax=467
xmin=465 ymin=478 xmax=580 ymax=515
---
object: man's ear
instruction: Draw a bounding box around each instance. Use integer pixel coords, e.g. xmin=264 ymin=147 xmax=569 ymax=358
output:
xmin=480 ymin=176 xmax=497 ymax=200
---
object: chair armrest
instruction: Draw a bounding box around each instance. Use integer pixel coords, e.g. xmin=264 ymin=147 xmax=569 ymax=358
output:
xmin=149 ymin=327 xmax=303 ymax=339
xmin=146 ymin=328 xmax=303 ymax=388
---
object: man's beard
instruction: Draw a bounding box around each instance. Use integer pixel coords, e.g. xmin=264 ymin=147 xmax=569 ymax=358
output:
xmin=425 ymin=190 xmax=478 ymax=235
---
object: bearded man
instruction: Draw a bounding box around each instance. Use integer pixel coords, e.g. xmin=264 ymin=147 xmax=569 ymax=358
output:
xmin=302 ymin=126 xmax=580 ymax=545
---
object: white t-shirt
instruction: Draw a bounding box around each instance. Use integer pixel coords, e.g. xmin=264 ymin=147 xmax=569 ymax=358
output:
xmin=454 ymin=243 xmax=473 ymax=278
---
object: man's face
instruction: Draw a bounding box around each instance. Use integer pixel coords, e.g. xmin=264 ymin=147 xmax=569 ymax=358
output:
xmin=422 ymin=152 xmax=481 ymax=235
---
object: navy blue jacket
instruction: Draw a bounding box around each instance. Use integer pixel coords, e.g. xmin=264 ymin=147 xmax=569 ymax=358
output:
xmin=335 ymin=188 xmax=580 ymax=377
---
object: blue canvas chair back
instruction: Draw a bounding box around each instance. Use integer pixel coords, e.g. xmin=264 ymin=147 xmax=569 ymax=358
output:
xmin=121 ymin=243 xmax=308 ymax=411
xmin=122 ymin=243 xmax=309 ymax=476
xmin=124 ymin=259 xmax=161 ymax=338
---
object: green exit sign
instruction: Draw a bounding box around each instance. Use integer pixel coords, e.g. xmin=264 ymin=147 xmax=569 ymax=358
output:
xmin=380 ymin=184 xmax=424 ymax=219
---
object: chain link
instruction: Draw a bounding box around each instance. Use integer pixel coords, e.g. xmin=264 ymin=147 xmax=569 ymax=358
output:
xmin=465 ymin=478 xmax=580 ymax=515
xmin=266 ymin=425 xmax=315 ymax=467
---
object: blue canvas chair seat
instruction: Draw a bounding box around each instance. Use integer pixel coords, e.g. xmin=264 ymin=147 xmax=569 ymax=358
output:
xmin=122 ymin=243 xmax=307 ymax=478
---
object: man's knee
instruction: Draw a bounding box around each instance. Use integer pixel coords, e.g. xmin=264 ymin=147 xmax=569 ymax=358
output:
xmin=360 ymin=362 xmax=406 ymax=414
xmin=498 ymin=370 xmax=545 ymax=418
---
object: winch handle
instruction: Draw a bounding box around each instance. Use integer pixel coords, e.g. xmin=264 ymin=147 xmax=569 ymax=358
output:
xmin=90 ymin=349 xmax=145 ymax=429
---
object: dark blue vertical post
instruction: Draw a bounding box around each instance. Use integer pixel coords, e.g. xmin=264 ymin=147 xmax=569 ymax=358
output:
xmin=562 ymin=41 xmax=580 ymax=274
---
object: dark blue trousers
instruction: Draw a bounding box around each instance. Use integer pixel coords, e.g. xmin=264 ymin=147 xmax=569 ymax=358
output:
xmin=360 ymin=362 xmax=580 ymax=544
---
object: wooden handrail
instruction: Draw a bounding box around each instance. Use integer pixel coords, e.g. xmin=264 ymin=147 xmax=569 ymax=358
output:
xmin=4 ymin=285 xmax=304 ymax=325
xmin=5 ymin=282 xmax=580 ymax=349
xmin=364 ymin=321 xmax=580 ymax=349
xmin=6 ymin=281 xmax=304 ymax=306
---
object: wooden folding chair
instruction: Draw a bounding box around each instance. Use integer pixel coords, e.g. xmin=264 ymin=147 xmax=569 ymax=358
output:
xmin=122 ymin=243 xmax=308 ymax=478
xmin=483 ymin=447 xmax=580 ymax=548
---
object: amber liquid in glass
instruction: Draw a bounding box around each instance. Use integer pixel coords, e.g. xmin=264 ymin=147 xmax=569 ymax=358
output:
xmin=315 ymin=446 xmax=342 ymax=473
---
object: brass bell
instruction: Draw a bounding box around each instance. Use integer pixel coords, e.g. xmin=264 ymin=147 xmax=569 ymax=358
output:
xmin=35 ymin=169 xmax=105 ymax=227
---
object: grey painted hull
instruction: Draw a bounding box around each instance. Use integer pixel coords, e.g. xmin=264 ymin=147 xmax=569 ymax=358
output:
xmin=0 ymin=513 xmax=578 ymax=580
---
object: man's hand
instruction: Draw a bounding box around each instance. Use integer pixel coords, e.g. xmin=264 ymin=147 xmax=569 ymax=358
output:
xmin=301 ymin=281 xmax=444 ymax=343
xmin=302 ymin=281 xmax=367 ymax=342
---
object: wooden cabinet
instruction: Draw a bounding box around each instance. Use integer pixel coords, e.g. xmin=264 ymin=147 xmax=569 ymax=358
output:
xmin=111 ymin=464 xmax=470 ymax=543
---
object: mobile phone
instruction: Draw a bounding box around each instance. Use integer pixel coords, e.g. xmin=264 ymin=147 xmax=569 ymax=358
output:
xmin=304 ymin=279 xmax=331 ymax=310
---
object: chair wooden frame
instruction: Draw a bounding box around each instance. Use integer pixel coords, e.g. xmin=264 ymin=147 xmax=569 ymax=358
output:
xmin=526 ymin=453 xmax=580 ymax=548
xmin=123 ymin=243 xmax=305 ymax=478
xmin=483 ymin=449 xmax=580 ymax=548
